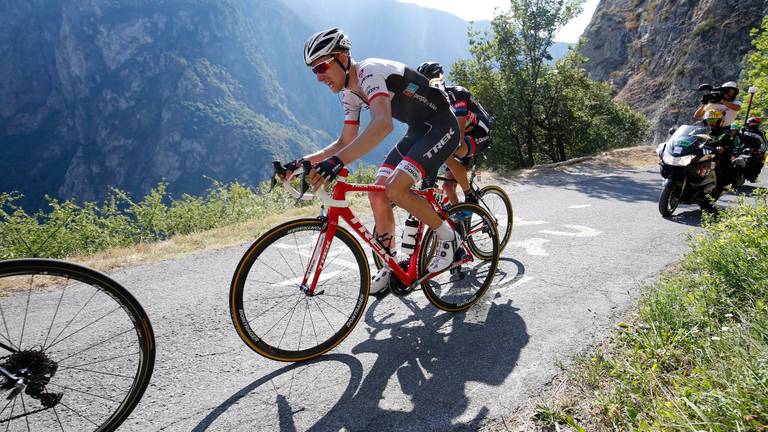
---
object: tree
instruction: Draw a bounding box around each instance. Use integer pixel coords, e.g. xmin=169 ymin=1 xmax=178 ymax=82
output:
xmin=450 ymin=1 xmax=649 ymax=170
xmin=743 ymin=16 xmax=768 ymax=119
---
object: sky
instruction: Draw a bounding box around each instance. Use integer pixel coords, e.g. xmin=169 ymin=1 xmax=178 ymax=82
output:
xmin=396 ymin=0 xmax=600 ymax=43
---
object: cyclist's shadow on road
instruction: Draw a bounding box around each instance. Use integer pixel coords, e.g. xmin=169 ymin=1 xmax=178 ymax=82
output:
xmin=193 ymin=298 xmax=528 ymax=432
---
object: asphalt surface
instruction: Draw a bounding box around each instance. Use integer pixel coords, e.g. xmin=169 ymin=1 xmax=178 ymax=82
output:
xmin=97 ymin=162 xmax=765 ymax=431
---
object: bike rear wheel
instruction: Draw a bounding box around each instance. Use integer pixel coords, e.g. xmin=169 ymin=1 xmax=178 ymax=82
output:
xmin=230 ymin=218 xmax=369 ymax=362
xmin=0 ymin=259 xmax=155 ymax=432
xmin=418 ymin=204 xmax=499 ymax=312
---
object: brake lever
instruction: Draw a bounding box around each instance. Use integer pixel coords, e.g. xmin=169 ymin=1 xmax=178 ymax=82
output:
xmin=269 ymin=161 xmax=286 ymax=192
xmin=298 ymin=159 xmax=312 ymax=200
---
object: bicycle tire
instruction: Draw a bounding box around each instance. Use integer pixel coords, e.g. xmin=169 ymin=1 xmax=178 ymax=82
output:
xmin=418 ymin=203 xmax=499 ymax=312
xmin=0 ymin=258 xmax=155 ymax=432
xmin=477 ymin=185 xmax=514 ymax=253
xmin=230 ymin=218 xmax=369 ymax=362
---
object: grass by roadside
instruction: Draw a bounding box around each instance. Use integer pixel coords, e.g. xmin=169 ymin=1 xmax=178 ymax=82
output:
xmin=523 ymin=190 xmax=768 ymax=431
xmin=0 ymin=168 xmax=376 ymax=273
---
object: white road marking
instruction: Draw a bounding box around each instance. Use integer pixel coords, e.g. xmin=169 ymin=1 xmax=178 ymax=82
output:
xmin=568 ymin=204 xmax=592 ymax=209
xmin=513 ymin=217 xmax=549 ymax=226
xmin=537 ymin=224 xmax=602 ymax=237
xmin=508 ymin=238 xmax=550 ymax=256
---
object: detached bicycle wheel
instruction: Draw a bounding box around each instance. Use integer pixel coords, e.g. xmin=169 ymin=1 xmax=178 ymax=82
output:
xmin=418 ymin=203 xmax=499 ymax=312
xmin=0 ymin=259 xmax=155 ymax=432
xmin=230 ymin=218 xmax=369 ymax=362
xmin=477 ymin=185 xmax=513 ymax=252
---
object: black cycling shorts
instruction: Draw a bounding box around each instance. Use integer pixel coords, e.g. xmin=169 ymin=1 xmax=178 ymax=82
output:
xmin=376 ymin=110 xmax=461 ymax=183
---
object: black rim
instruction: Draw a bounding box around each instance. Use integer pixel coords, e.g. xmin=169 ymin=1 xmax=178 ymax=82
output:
xmin=231 ymin=220 xmax=369 ymax=362
xmin=0 ymin=259 xmax=154 ymax=432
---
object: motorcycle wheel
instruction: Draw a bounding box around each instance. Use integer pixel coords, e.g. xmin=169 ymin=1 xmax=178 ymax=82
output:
xmin=658 ymin=181 xmax=681 ymax=217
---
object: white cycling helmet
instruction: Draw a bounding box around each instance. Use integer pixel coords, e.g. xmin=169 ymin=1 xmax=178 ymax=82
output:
xmin=303 ymin=28 xmax=351 ymax=65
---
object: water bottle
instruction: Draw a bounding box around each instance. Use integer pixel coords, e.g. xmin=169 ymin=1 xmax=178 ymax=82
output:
xmin=400 ymin=215 xmax=419 ymax=256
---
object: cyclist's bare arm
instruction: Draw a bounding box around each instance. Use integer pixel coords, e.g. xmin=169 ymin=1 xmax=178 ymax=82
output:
xmin=310 ymin=97 xmax=392 ymax=188
xmin=335 ymin=96 xmax=393 ymax=164
xmin=302 ymin=123 xmax=360 ymax=164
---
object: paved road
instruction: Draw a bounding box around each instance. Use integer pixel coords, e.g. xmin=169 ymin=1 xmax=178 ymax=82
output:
xmin=109 ymin=162 xmax=764 ymax=431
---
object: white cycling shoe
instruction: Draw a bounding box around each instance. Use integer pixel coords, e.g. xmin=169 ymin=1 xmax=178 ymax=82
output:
xmin=370 ymin=266 xmax=392 ymax=296
xmin=427 ymin=230 xmax=460 ymax=273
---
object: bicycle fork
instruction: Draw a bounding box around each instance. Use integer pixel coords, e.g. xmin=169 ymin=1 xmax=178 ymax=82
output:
xmin=300 ymin=221 xmax=338 ymax=296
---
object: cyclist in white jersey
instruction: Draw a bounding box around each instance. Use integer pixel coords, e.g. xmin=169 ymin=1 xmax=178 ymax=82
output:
xmin=283 ymin=28 xmax=462 ymax=295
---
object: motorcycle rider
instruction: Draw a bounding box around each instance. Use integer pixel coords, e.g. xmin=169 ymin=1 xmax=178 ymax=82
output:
xmin=695 ymin=81 xmax=742 ymax=125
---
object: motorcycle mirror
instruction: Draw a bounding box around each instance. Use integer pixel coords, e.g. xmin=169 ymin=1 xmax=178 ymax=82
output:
xmin=698 ymin=84 xmax=714 ymax=91
xmin=668 ymin=127 xmax=676 ymax=135
xmin=749 ymin=86 xmax=758 ymax=94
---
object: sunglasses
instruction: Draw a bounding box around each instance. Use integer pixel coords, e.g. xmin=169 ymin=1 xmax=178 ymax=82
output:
xmin=311 ymin=57 xmax=335 ymax=74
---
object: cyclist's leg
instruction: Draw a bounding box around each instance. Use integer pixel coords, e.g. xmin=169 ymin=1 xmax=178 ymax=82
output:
xmin=370 ymin=135 xmax=416 ymax=256
xmin=368 ymin=133 xmax=419 ymax=294
xmin=445 ymin=135 xmax=471 ymax=203
xmin=385 ymin=111 xmax=462 ymax=272
xmin=443 ymin=167 xmax=460 ymax=205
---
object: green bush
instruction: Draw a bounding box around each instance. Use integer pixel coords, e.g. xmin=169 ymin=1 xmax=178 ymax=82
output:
xmin=551 ymin=191 xmax=768 ymax=431
xmin=0 ymin=165 xmax=378 ymax=259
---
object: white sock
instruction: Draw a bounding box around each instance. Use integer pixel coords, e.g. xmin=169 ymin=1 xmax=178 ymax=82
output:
xmin=435 ymin=221 xmax=454 ymax=240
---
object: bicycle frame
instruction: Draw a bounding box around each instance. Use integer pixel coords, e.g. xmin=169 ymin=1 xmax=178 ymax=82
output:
xmin=299 ymin=169 xmax=465 ymax=295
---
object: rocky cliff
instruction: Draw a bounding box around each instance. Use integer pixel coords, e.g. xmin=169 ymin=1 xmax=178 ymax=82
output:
xmin=0 ymin=0 xmax=342 ymax=208
xmin=580 ymin=0 xmax=768 ymax=143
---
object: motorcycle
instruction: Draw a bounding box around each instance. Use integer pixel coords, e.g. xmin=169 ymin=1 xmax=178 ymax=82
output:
xmin=656 ymin=125 xmax=720 ymax=217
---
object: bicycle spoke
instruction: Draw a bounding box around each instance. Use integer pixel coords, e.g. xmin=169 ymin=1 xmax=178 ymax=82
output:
xmin=276 ymin=297 xmax=302 ymax=350
xmin=46 ymin=305 xmax=122 ymax=351
xmin=19 ymin=275 xmax=34 ymax=350
xmin=297 ymin=301 xmax=309 ymax=351
xmin=314 ymin=293 xmax=352 ymax=318
xmin=250 ymin=293 xmax=299 ymax=318
xmin=293 ymin=233 xmax=306 ymax=277
xmin=0 ymin=303 xmax=17 ymax=352
xmin=57 ymin=400 xmax=99 ymax=427
xmin=4 ymin=395 xmax=15 ymax=432
xmin=311 ymin=297 xmax=337 ymax=333
xmin=43 ymin=280 xmax=70 ymax=349
xmin=261 ymin=296 xmax=304 ymax=341
xmin=19 ymin=394 xmax=30 ymax=432
xmin=63 ymin=366 xmax=136 ymax=379
xmin=59 ymin=351 xmax=140 ymax=370
xmin=275 ymin=245 xmax=300 ymax=282
xmin=55 ymin=327 xmax=135 ymax=363
xmin=48 ymin=382 xmax=121 ymax=404
xmin=45 ymin=288 xmax=100 ymax=351
xmin=0 ymin=398 xmax=13 ymax=418
xmin=52 ymin=407 xmax=65 ymax=432
xmin=255 ymin=257 xmax=295 ymax=284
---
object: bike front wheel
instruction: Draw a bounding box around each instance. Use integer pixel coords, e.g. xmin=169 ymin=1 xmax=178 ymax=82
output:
xmin=230 ymin=218 xmax=370 ymax=362
xmin=419 ymin=203 xmax=499 ymax=312
xmin=0 ymin=259 xmax=155 ymax=432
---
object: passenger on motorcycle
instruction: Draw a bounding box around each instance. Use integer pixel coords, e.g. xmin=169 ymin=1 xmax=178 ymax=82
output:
xmin=702 ymin=109 xmax=737 ymax=193
xmin=695 ymin=81 xmax=742 ymax=125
